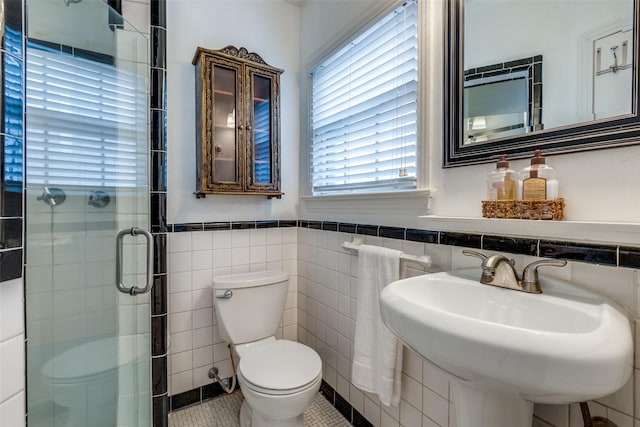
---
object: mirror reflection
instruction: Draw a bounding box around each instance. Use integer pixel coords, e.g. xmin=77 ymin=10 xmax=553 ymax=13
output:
xmin=463 ymin=0 xmax=634 ymax=146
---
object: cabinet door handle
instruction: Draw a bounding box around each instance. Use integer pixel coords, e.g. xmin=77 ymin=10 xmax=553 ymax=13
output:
xmin=238 ymin=124 xmax=244 ymax=130
xmin=246 ymin=124 xmax=253 ymax=131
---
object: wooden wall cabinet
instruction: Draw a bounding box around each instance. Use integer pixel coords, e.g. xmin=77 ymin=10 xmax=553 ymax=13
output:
xmin=193 ymin=46 xmax=283 ymax=198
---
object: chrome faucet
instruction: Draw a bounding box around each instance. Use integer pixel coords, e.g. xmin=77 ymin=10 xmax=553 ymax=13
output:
xmin=462 ymin=250 xmax=567 ymax=293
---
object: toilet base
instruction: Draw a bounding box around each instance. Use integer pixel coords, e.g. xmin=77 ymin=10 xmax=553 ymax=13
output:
xmin=239 ymin=400 xmax=304 ymax=427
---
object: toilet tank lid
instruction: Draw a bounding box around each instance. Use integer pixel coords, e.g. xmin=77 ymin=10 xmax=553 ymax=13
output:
xmin=212 ymin=270 xmax=289 ymax=289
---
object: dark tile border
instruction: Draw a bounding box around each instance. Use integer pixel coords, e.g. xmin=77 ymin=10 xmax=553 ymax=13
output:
xmin=163 ymin=218 xmax=640 ymax=269
xmin=539 ymin=240 xmax=617 ymax=266
xmin=0 ymin=249 xmax=22 ymax=281
xmin=204 ymin=222 xmax=231 ymax=231
xmin=406 ymin=228 xmax=437 ymax=244
xmin=440 ymin=231 xmax=482 ymax=249
xmin=482 ymin=235 xmax=537 ymax=256
xmin=322 ymin=221 xmax=338 ymax=232
xmin=256 ymin=220 xmax=278 ymax=229
xmin=152 ymin=356 xmax=168 ymax=395
xmin=319 ymin=380 xmax=373 ymax=427
xmin=279 ymin=220 xmax=298 ymax=228
xmin=308 ymin=220 xmax=322 ymax=229
xmin=169 ymin=388 xmax=200 ymax=411
xmin=338 ymin=223 xmax=357 ymax=233
xmin=356 ymin=224 xmax=378 ymax=236
xmin=379 ymin=226 xmax=405 ymax=240
xmin=232 ymin=221 xmax=256 ymax=230
xmin=0 ymin=0 xmax=24 ymax=284
xmin=311 ymin=220 xmax=632 ymax=267
xmin=169 ymin=378 xmax=236 ymax=412
xmin=150 ymin=1 xmax=168 ymax=426
xmin=619 ymin=246 xmax=640 ymax=269
xmin=0 ymin=218 xmax=22 ymax=249
xmin=173 ymin=222 xmax=203 ymax=232
xmin=168 ymin=379 xmax=371 ymax=427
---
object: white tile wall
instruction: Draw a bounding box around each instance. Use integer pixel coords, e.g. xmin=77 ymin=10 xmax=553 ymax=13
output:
xmin=167 ymin=227 xmax=299 ymax=395
xmin=0 ymin=278 xmax=25 ymax=426
xmin=297 ymin=228 xmax=640 ymax=427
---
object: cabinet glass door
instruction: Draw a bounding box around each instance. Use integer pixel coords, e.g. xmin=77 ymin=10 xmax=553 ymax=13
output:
xmin=213 ymin=64 xmax=240 ymax=184
xmin=251 ymin=74 xmax=273 ymax=185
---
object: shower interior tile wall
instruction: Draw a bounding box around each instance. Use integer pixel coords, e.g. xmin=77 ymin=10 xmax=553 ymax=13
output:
xmin=0 ymin=277 xmax=25 ymax=426
xmin=296 ymin=227 xmax=640 ymax=427
xmin=167 ymin=227 xmax=298 ymax=395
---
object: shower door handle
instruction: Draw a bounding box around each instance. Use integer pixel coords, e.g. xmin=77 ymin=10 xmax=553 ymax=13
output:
xmin=116 ymin=227 xmax=154 ymax=295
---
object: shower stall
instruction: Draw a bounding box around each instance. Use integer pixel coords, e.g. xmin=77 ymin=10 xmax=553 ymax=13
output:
xmin=24 ymin=0 xmax=152 ymax=425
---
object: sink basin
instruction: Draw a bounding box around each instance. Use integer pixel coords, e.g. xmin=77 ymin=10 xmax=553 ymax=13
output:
xmin=380 ymin=268 xmax=633 ymax=427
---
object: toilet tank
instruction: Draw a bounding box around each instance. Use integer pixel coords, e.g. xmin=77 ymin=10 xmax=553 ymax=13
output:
xmin=212 ymin=270 xmax=289 ymax=345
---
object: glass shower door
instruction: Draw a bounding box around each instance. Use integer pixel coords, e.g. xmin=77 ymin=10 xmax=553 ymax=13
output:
xmin=25 ymin=1 xmax=151 ymax=426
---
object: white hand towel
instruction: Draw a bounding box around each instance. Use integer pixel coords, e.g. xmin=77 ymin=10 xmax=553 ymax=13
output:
xmin=351 ymin=244 xmax=403 ymax=407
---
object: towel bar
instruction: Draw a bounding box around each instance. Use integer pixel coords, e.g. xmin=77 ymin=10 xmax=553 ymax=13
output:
xmin=341 ymin=238 xmax=432 ymax=270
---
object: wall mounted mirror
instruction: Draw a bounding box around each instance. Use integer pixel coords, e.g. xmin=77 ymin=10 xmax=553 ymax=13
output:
xmin=444 ymin=0 xmax=640 ymax=167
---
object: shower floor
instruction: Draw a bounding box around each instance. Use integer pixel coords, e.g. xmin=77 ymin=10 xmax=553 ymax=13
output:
xmin=168 ymin=391 xmax=352 ymax=427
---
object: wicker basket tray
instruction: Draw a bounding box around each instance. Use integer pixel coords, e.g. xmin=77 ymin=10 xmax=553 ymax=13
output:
xmin=481 ymin=198 xmax=564 ymax=220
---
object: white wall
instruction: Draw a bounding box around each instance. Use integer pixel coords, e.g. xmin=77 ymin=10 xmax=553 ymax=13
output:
xmin=299 ymin=0 xmax=640 ymax=227
xmin=447 ymin=0 xmax=640 ymax=224
xmin=164 ymin=0 xmax=303 ymax=395
xmin=166 ymin=0 xmax=301 ymax=224
xmin=426 ymin=0 xmax=640 ymax=224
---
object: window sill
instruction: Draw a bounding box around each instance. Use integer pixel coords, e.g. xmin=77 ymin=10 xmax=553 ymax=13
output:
xmin=301 ymin=189 xmax=430 ymax=202
xmin=300 ymin=189 xmax=432 ymax=220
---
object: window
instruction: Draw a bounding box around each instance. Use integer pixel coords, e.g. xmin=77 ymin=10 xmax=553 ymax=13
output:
xmin=26 ymin=43 xmax=147 ymax=188
xmin=2 ymin=25 xmax=24 ymax=188
xmin=310 ymin=0 xmax=419 ymax=195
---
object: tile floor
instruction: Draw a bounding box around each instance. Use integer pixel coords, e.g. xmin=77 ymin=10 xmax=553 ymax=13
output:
xmin=168 ymin=391 xmax=352 ymax=427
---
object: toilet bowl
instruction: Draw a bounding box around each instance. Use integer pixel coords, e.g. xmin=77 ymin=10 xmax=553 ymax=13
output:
xmin=212 ymin=271 xmax=323 ymax=427
xmin=236 ymin=339 xmax=321 ymax=427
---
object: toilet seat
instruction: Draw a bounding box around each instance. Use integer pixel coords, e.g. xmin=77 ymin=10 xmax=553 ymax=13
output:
xmin=238 ymin=340 xmax=322 ymax=396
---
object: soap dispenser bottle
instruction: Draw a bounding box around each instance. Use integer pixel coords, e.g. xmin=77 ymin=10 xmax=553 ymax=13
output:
xmin=487 ymin=154 xmax=517 ymax=200
xmin=519 ymin=150 xmax=559 ymax=200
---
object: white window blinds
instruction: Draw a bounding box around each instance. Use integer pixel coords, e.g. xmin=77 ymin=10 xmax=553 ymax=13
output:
xmin=310 ymin=0 xmax=418 ymax=195
xmin=26 ymin=45 xmax=147 ymax=188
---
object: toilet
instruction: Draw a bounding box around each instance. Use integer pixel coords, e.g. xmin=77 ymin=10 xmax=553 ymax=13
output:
xmin=212 ymin=270 xmax=322 ymax=427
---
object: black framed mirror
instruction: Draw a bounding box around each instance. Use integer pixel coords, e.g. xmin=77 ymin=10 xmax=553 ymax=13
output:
xmin=444 ymin=0 xmax=640 ymax=167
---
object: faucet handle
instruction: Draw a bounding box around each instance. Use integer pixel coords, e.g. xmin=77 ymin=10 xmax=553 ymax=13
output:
xmin=462 ymin=250 xmax=488 ymax=262
xmin=521 ymin=258 xmax=568 ymax=292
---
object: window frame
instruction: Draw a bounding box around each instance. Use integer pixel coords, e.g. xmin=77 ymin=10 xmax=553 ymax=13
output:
xmin=303 ymin=0 xmax=429 ymax=203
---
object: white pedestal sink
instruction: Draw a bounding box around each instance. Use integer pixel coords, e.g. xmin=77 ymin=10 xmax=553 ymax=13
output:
xmin=379 ymin=268 xmax=633 ymax=427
